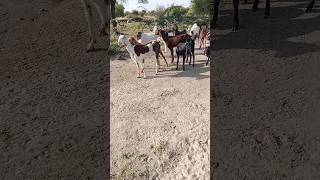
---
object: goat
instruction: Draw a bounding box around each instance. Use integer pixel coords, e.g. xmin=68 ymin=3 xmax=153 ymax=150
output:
xmin=136 ymin=26 xmax=168 ymax=52
xmin=173 ymin=30 xmax=188 ymax=36
xmin=155 ymin=28 xmax=191 ymax=63
xmin=176 ymin=39 xmax=195 ymax=71
xmin=188 ymin=24 xmax=200 ymax=38
xmin=129 ymin=36 xmax=168 ymax=67
xmin=79 ymin=0 xmax=109 ymax=52
xmin=118 ymin=35 xmax=167 ymax=78
xmin=199 ymin=25 xmax=209 ymax=49
xmin=170 ymin=23 xmax=188 ymax=36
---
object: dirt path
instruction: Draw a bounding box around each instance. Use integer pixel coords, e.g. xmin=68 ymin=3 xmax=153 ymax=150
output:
xmin=110 ymin=43 xmax=210 ymax=179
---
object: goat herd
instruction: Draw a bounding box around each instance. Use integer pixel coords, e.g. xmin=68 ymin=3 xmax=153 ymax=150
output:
xmin=117 ymin=24 xmax=211 ymax=79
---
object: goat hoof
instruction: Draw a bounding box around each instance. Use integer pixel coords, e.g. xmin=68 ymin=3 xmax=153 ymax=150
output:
xmin=306 ymin=6 xmax=312 ymax=12
xmin=86 ymin=44 xmax=95 ymax=52
xmin=232 ymin=25 xmax=238 ymax=32
xmin=86 ymin=47 xmax=94 ymax=53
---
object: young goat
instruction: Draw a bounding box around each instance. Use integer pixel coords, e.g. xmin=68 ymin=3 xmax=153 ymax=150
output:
xmin=118 ymin=35 xmax=168 ymax=78
xmin=176 ymin=39 xmax=195 ymax=71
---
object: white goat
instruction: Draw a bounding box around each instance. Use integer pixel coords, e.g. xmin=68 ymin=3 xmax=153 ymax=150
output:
xmin=188 ymin=23 xmax=200 ymax=38
xmin=137 ymin=26 xmax=169 ymax=52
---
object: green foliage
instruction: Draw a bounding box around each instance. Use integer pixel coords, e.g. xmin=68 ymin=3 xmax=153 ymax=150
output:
xmin=109 ymin=32 xmax=122 ymax=55
xmin=131 ymin=10 xmax=139 ymax=16
xmin=115 ymin=3 xmax=125 ymax=17
xmin=153 ymin=4 xmax=205 ymax=28
xmin=190 ymin=0 xmax=210 ymax=17
xmin=165 ymin=6 xmax=188 ymax=22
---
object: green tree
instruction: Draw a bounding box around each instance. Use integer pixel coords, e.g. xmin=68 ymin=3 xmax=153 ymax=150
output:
xmin=111 ymin=0 xmax=149 ymax=29
xmin=131 ymin=10 xmax=139 ymax=16
xmin=115 ymin=3 xmax=125 ymax=17
xmin=190 ymin=0 xmax=210 ymax=17
xmin=166 ymin=6 xmax=188 ymax=22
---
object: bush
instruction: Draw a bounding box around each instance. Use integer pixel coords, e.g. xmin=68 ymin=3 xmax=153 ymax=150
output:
xmin=109 ymin=31 xmax=122 ymax=56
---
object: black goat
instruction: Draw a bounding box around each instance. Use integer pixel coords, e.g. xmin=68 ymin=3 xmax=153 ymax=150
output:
xmin=176 ymin=39 xmax=195 ymax=70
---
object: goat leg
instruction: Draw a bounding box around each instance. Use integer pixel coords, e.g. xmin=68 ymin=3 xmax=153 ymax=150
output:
xmin=80 ymin=0 xmax=95 ymax=52
xmin=171 ymin=50 xmax=174 ymax=64
xmin=252 ymin=0 xmax=259 ymax=11
xmin=139 ymin=60 xmax=146 ymax=79
xmin=159 ymin=50 xmax=168 ymax=67
xmin=264 ymin=0 xmax=270 ymax=18
xmin=176 ymin=55 xmax=179 ymax=70
xmin=183 ymin=55 xmax=185 ymax=71
xmin=155 ymin=56 xmax=159 ymax=75
xmin=134 ymin=60 xmax=141 ymax=78
xmin=232 ymin=0 xmax=240 ymax=31
xmin=306 ymin=0 xmax=315 ymax=12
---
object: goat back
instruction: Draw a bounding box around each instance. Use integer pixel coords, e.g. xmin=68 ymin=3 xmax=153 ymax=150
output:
xmin=134 ymin=45 xmax=150 ymax=56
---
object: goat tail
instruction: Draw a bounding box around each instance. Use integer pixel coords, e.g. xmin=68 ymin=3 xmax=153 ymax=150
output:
xmin=159 ymin=49 xmax=168 ymax=67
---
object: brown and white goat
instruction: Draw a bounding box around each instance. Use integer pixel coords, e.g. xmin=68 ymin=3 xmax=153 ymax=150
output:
xmin=118 ymin=35 xmax=168 ymax=78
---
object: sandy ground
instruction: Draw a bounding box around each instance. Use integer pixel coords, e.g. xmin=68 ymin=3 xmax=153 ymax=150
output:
xmin=1 ymin=0 xmax=209 ymax=178
xmin=212 ymin=0 xmax=320 ymax=179
xmin=1 ymin=0 xmax=107 ymax=179
xmin=2 ymin=0 xmax=319 ymax=179
xmin=110 ymin=42 xmax=210 ymax=179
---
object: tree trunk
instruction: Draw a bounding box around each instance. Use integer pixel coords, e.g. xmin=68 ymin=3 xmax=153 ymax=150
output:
xmin=103 ymin=0 xmax=111 ymax=47
xmin=111 ymin=0 xmax=117 ymax=30
xmin=111 ymin=0 xmax=116 ymax=18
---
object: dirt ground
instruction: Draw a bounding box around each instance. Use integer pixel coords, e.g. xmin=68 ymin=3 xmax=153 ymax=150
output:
xmin=110 ymin=42 xmax=210 ymax=179
xmin=1 ymin=0 xmax=108 ymax=179
xmin=1 ymin=0 xmax=209 ymax=179
xmin=2 ymin=0 xmax=320 ymax=179
xmin=211 ymin=0 xmax=320 ymax=179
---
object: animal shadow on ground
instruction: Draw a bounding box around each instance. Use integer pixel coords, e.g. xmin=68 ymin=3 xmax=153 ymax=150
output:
xmin=211 ymin=0 xmax=320 ymax=179
xmin=148 ymin=58 xmax=210 ymax=80
xmin=87 ymin=47 xmax=108 ymax=52
xmin=212 ymin=0 xmax=320 ymax=58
